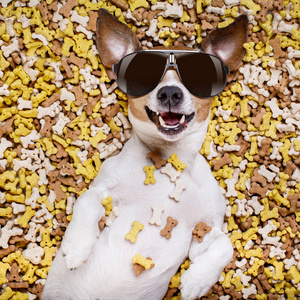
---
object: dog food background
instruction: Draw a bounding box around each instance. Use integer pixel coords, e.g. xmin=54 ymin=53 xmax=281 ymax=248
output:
xmin=0 ymin=0 xmax=299 ymax=299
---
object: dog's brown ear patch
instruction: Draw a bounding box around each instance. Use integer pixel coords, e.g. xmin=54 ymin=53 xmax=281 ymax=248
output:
xmin=96 ymin=9 xmax=142 ymax=70
xmin=199 ymin=15 xmax=248 ymax=71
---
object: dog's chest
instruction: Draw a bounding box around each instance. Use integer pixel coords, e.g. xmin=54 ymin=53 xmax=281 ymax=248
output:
xmin=107 ymin=155 xmax=217 ymax=231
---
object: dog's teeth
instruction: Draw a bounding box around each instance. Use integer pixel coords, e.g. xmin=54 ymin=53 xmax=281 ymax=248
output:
xmin=180 ymin=115 xmax=185 ymax=124
xmin=159 ymin=115 xmax=166 ymax=126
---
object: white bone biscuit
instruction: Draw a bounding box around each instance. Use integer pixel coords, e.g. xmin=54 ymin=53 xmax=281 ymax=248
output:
xmin=105 ymin=207 xmax=120 ymax=227
xmin=169 ymin=180 xmax=187 ymax=202
xmin=160 ymin=163 xmax=181 ymax=182
xmin=149 ymin=205 xmax=165 ymax=226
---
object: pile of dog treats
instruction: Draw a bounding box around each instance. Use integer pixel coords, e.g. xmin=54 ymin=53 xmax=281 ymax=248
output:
xmin=0 ymin=0 xmax=299 ymax=299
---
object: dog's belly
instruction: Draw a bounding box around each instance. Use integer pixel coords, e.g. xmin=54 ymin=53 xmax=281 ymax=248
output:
xmin=53 ymin=205 xmax=193 ymax=300
xmin=51 ymin=169 xmax=218 ymax=299
xmin=95 ymin=173 xmax=218 ymax=295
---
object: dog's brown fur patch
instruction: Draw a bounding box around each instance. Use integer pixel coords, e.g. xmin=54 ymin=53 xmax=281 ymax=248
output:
xmin=193 ymin=97 xmax=213 ymax=123
xmin=128 ymin=96 xmax=149 ymax=122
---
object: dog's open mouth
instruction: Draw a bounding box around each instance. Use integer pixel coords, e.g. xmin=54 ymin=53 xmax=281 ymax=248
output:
xmin=146 ymin=106 xmax=195 ymax=135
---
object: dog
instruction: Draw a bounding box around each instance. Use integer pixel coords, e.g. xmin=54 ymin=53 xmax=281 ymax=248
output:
xmin=43 ymin=9 xmax=248 ymax=300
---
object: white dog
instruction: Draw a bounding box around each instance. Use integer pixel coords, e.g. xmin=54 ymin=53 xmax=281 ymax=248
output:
xmin=43 ymin=9 xmax=248 ymax=300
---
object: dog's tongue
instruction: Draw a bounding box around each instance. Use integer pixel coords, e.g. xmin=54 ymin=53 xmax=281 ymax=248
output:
xmin=160 ymin=112 xmax=181 ymax=126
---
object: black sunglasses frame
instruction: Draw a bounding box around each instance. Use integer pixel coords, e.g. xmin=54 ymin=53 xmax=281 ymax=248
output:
xmin=113 ymin=50 xmax=230 ymax=98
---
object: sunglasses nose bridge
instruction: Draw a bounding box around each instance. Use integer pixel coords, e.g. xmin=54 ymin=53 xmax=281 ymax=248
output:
xmin=162 ymin=63 xmax=183 ymax=84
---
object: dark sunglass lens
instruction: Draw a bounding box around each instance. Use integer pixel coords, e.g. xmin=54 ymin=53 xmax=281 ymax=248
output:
xmin=177 ymin=53 xmax=227 ymax=97
xmin=116 ymin=52 xmax=166 ymax=96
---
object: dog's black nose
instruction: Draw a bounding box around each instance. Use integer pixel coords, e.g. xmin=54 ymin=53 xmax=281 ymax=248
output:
xmin=157 ymin=86 xmax=183 ymax=107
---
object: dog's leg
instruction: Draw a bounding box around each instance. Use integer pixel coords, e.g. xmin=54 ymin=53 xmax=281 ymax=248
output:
xmin=180 ymin=228 xmax=233 ymax=300
xmin=61 ymin=186 xmax=108 ymax=270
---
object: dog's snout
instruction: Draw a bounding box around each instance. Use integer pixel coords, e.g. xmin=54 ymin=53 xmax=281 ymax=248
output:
xmin=157 ymin=86 xmax=183 ymax=107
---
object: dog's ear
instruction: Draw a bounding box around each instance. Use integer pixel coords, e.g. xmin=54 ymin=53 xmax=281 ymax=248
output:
xmin=199 ymin=15 xmax=248 ymax=71
xmin=96 ymin=8 xmax=142 ymax=79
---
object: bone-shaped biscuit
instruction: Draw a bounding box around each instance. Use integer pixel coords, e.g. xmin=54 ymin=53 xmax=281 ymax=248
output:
xmin=169 ymin=180 xmax=187 ymax=202
xmin=167 ymin=153 xmax=187 ymax=172
xmin=101 ymin=196 xmax=113 ymax=216
xmin=160 ymin=163 xmax=181 ymax=182
xmin=125 ymin=220 xmax=144 ymax=243
xmin=192 ymin=222 xmax=212 ymax=243
xmin=143 ymin=165 xmax=156 ymax=185
xmin=105 ymin=206 xmax=119 ymax=226
xmin=132 ymin=256 xmax=155 ymax=276
xmin=98 ymin=216 xmax=106 ymax=232
xmin=132 ymin=254 xmax=154 ymax=271
xmin=147 ymin=149 xmax=167 ymax=169
xmin=160 ymin=216 xmax=178 ymax=239
xmin=149 ymin=205 xmax=165 ymax=226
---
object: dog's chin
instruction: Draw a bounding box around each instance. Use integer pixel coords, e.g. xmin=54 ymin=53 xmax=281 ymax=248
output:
xmin=145 ymin=106 xmax=195 ymax=141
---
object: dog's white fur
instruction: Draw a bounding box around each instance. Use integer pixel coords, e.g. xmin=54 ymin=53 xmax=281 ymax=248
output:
xmin=43 ymin=10 xmax=248 ymax=300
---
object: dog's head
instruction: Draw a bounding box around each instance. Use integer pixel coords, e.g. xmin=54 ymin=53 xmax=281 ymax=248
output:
xmin=96 ymin=9 xmax=248 ymax=146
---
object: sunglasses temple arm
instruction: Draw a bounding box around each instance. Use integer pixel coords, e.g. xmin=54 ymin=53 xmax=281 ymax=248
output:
xmin=225 ymin=65 xmax=230 ymax=74
xmin=113 ymin=63 xmax=119 ymax=74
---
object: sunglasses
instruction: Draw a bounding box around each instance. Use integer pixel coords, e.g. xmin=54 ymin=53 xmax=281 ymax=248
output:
xmin=113 ymin=50 xmax=230 ymax=98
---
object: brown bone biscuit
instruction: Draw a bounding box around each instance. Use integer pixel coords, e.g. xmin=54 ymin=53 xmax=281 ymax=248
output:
xmin=160 ymin=217 xmax=178 ymax=239
xmin=192 ymin=222 xmax=212 ymax=243
xmin=147 ymin=149 xmax=167 ymax=169
xmin=132 ymin=257 xmax=155 ymax=276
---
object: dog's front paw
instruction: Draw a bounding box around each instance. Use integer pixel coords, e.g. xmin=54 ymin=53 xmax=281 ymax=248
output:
xmin=61 ymin=223 xmax=98 ymax=270
xmin=180 ymin=263 xmax=218 ymax=300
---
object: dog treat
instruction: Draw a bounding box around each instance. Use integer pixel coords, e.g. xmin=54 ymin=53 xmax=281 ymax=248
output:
xmin=132 ymin=254 xmax=154 ymax=271
xmin=167 ymin=153 xmax=187 ymax=172
xmin=147 ymin=149 xmax=167 ymax=169
xmin=160 ymin=163 xmax=181 ymax=182
xmin=192 ymin=222 xmax=212 ymax=243
xmin=169 ymin=179 xmax=187 ymax=202
xmin=143 ymin=165 xmax=156 ymax=185
xmin=160 ymin=216 xmax=178 ymax=239
xmin=98 ymin=216 xmax=107 ymax=233
xmin=125 ymin=221 xmax=144 ymax=243
xmin=149 ymin=205 xmax=165 ymax=226
xmin=101 ymin=196 xmax=113 ymax=216
xmin=133 ymin=256 xmax=155 ymax=276
xmin=105 ymin=207 xmax=119 ymax=227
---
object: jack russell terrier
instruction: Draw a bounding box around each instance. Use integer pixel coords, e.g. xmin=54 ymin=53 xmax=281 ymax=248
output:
xmin=43 ymin=8 xmax=248 ymax=300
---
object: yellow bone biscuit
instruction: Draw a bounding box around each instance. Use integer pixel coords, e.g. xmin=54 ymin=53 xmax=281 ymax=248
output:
xmin=261 ymin=207 xmax=279 ymax=222
xmin=243 ymin=42 xmax=258 ymax=62
xmin=0 ymin=207 xmax=12 ymax=218
xmin=0 ymin=262 xmax=10 ymax=285
xmin=0 ymin=287 xmax=16 ymax=299
xmin=132 ymin=254 xmax=154 ymax=270
xmin=272 ymin=260 xmax=284 ymax=281
xmin=36 ymin=266 xmax=50 ymax=279
xmin=269 ymin=189 xmax=290 ymax=207
xmin=17 ymin=206 xmax=36 ymax=228
xmin=101 ymin=196 xmax=113 ymax=216
xmin=287 ymin=266 xmax=300 ymax=284
xmin=167 ymin=153 xmax=187 ymax=172
xmin=223 ymin=270 xmax=235 ymax=288
xmin=39 ymin=137 xmax=58 ymax=156
xmin=169 ymin=272 xmax=181 ymax=288
xmin=143 ymin=165 xmax=156 ymax=184
xmin=247 ymin=258 xmax=264 ymax=276
xmin=22 ymin=263 xmax=38 ymax=284
xmin=40 ymin=227 xmax=55 ymax=247
xmin=125 ymin=220 xmax=144 ymax=243
xmin=89 ymin=129 xmax=107 ymax=148
xmin=3 ymin=251 xmax=30 ymax=272
xmin=13 ymin=65 xmax=31 ymax=85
